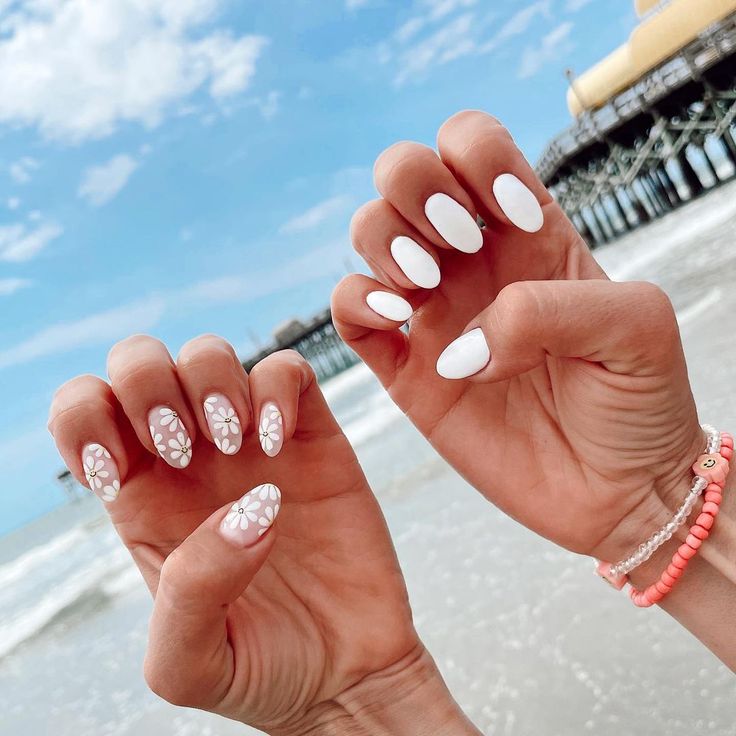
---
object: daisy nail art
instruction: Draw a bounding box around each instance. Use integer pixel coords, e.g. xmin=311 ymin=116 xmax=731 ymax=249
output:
xmin=148 ymin=406 xmax=193 ymax=469
xmin=81 ymin=443 xmax=121 ymax=503
xmin=259 ymin=402 xmax=283 ymax=457
xmin=203 ymin=394 xmax=242 ymax=455
xmin=220 ymin=483 xmax=281 ymax=547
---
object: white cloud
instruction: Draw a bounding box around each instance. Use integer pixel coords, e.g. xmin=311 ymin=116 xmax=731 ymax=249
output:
xmin=9 ymin=156 xmax=39 ymax=184
xmin=279 ymin=195 xmax=351 ymax=234
xmin=0 ymin=278 xmax=32 ymax=296
xmin=0 ymin=297 xmax=166 ymax=371
xmin=565 ymin=0 xmax=592 ymax=11
xmin=251 ymin=90 xmax=281 ymax=120
xmin=78 ymin=154 xmax=139 ymax=206
xmin=518 ymin=21 xmax=574 ymax=79
xmin=479 ymin=0 xmax=552 ymax=53
xmin=0 ymin=0 xmax=268 ymax=142
xmin=424 ymin=0 xmax=477 ymax=20
xmin=7 ymin=196 xmax=20 ymax=210
xmin=0 ymin=221 xmax=63 ymax=262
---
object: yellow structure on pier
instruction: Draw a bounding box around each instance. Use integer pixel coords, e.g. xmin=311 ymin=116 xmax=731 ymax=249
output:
xmin=567 ymin=0 xmax=736 ymax=115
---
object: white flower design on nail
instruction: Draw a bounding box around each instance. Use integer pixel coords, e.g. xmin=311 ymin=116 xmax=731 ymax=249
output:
xmin=203 ymin=396 xmax=218 ymax=413
xmin=150 ymin=426 xmax=166 ymax=453
xmin=159 ymin=407 xmax=181 ymax=431
xmin=83 ymin=455 xmax=110 ymax=490
xmin=225 ymin=497 xmax=262 ymax=530
xmin=168 ymin=432 xmax=192 ymax=467
xmin=259 ymin=405 xmax=282 ymax=455
xmin=81 ymin=443 xmax=121 ymax=503
xmin=257 ymin=483 xmax=280 ymax=501
xmin=101 ymin=479 xmax=120 ymax=503
xmin=213 ymin=406 xmax=240 ymax=436
xmin=215 ymin=437 xmax=238 ymax=455
xmin=258 ymin=503 xmax=280 ymax=535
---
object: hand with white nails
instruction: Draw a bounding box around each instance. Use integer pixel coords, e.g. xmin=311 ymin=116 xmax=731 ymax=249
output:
xmin=332 ymin=110 xmax=709 ymax=580
xmin=48 ymin=341 xmax=481 ymax=734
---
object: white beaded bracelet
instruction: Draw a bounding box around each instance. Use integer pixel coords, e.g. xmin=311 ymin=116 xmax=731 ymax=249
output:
xmin=607 ymin=425 xmax=720 ymax=579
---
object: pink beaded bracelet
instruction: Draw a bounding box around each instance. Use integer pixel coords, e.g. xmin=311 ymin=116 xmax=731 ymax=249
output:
xmin=596 ymin=428 xmax=732 ymax=608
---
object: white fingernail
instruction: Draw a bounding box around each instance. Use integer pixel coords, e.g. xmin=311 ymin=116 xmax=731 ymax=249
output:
xmin=424 ymin=193 xmax=482 ymax=253
xmin=492 ymin=173 xmax=543 ymax=233
xmin=390 ymin=236 xmax=441 ymax=288
xmin=436 ymin=328 xmax=490 ymax=379
xmin=366 ymin=291 xmax=413 ymax=322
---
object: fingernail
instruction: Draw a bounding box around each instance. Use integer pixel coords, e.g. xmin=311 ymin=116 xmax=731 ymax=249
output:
xmin=259 ymin=402 xmax=283 ymax=457
xmin=424 ymin=193 xmax=482 ymax=254
xmin=366 ymin=291 xmax=413 ymax=322
xmin=203 ymin=394 xmax=242 ymax=455
xmin=148 ymin=406 xmax=192 ymax=468
xmin=436 ymin=327 xmax=490 ymax=379
xmin=220 ymin=483 xmax=281 ymax=547
xmin=492 ymin=173 xmax=544 ymax=233
xmin=82 ymin=443 xmax=121 ymax=502
xmin=390 ymin=236 xmax=441 ymax=288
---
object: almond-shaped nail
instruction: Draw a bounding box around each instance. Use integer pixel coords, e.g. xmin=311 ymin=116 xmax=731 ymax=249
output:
xmin=436 ymin=327 xmax=490 ymax=379
xmin=424 ymin=193 xmax=483 ymax=253
xmin=148 ymin=406 xmax=192 ymax=468
xmin=390 ymin=236 xmax=441 ymax=288
xmin=366 ymin=291 xmax=413 ymax=322
xmin=82 ymin=443 xmax=121 ymax=502
xmin=220 ymin=483 xmax=281 ymax=547
xmin=492 ymin=173 xmax=544 ymax=233
xmin=259 ymin=402 xmax=283 ymax=457
xmin=203 ymin=394 xmax=242 ymax=455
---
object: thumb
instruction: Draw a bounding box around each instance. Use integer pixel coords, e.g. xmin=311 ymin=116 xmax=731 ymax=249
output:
xmin=435 ymin=279 xmax=684 ymax=382
xmin=143 ymin=483 xmax=281 ymax=708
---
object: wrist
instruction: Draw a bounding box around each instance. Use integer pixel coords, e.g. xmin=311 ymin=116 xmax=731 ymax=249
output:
xmin=272 ymin=646 xmax=481 ymax=736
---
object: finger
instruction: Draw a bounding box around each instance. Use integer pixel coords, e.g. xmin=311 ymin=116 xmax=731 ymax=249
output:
xmin=249 ymin=349 xmax=337 ymax=458
xmin=351 ymin=198 xmax=442 ymax=290
xmin=435 ymin=280 xmax=685 ymax=381
xmin=48 ymin=374 xmax=129 ymax=503
xmin=374 ymin=141 xmax=483 ymax=254
xmin=144 ymin=483 xmax=280 ymax=709
xmin=107 ymin=335 xmax=196 ymax=470
xmin=331 ymin=274 xmax=413 ymax=387
xmin=177 ymin=334 xmax=251 ymax=457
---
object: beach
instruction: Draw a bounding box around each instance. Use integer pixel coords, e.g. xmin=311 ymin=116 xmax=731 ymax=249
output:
xmin=2 ymin=181 xmax=736 ymax=735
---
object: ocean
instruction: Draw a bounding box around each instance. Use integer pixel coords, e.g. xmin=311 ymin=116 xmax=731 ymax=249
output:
xmin=2 ymin=181 xmax=736 ymax=735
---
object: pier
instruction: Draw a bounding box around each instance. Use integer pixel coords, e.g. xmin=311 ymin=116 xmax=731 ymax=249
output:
xmin=536 ymin=2 xmax=736 ymax=246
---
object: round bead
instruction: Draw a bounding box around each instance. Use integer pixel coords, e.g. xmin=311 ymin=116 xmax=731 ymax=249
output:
xmin=696 ymin=513 xmax=714 ymax=530
xmin=702 ymin=501 xmax=720 ymax=516
xmin=672 ymin=553 xmax=688 ymax=569
xmin=679 ymin=544 xmax=697 ymax=560
xmin=721 ymin=434 xmax=734 ymax=449
xmin=691 ymin=525 xmax=709 ymax=540
xmin=705 ymin=491 xmax=723 ymax=504
xmin=667 ymin=563 xmax=683 ymax=578
xmin=647 ymin=587 xmax=664 ymax=603
xmin=721 ymin=446 xmax=733 ymax=460
xmin=661 ymin=571 xmax=677 ymax=587
xmin=655 ymin=580 xmax=672 ymax=595
xmin=685 ymin=534 xmax=702 ymax=549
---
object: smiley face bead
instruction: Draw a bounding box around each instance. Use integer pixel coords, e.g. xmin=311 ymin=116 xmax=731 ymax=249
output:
xmin=692 ymin=454 xmax=729 ymax=485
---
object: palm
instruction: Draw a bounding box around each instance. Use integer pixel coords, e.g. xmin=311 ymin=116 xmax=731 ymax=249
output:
xmin=108 ymin=413 xmax=417 ymax=726
xmin=379 ymin=209 xmax=696 ymax=558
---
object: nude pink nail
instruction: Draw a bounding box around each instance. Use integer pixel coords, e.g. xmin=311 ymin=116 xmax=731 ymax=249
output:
xmin=258 ymin=402 xmax=283 ymax=457
xmin=220 ymin=483 xmax=281 ymax=547
xmin=203 ymin=394 xmax=242 ymax=455
xmin=82 ymin=443 xmax=121 ymax=502
xmin=148 ymin=406 xmax=192 ymax=468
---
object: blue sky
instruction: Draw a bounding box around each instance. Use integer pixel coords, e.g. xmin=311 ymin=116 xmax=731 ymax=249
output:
xmin=0 ymin=0 xmax=636 ymax=535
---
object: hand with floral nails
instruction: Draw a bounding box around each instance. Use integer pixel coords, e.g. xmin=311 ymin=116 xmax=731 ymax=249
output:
xmin=331 ymin=110 xmax=736 ymax=667
xmin=48 ymin=337 xmax=480 ymax=735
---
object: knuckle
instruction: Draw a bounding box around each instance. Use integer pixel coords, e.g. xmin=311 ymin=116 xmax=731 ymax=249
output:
xmin=177 ymin=335 xmax=235 ymax=372
xmin=143 ymin=657 xmax=196 ymax=707
xmin=107 ymin=334 xmax=166 ymax=373
xmin=374 ymin=141 xmax=434 ymax=191
xmin=437 ymin=110 xmax=506 ymax=152
xmin=112 ymin=363 xmax=164 ymax=397
xmin=493 ymin=281 xmax=539 ymax=330
xmin=349 ymin=199 xmax=390 ymax=252
xmin=330 ymin=274 xmax=362 ymax=311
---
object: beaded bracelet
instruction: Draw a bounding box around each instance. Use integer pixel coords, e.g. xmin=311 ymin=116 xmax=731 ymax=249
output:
xmin=596 ymin=427 xmax=732 ymax=607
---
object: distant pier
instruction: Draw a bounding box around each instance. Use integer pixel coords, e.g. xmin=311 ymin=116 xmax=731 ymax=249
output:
xmin=242 ymin=308 xmax=359 ymax=382
xmin=537 ymin=7 xmax=736 ymax=246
